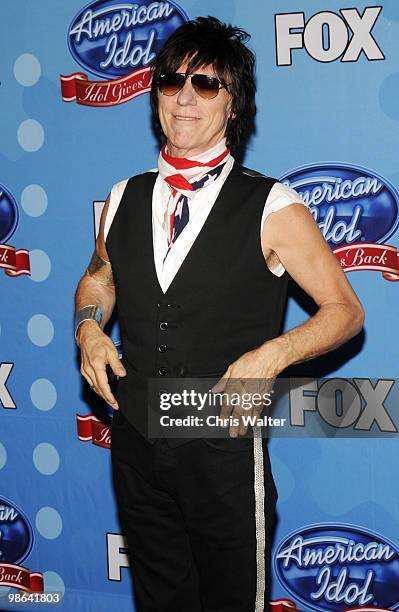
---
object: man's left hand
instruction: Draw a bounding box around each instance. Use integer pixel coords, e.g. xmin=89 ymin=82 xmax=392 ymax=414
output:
xmin=211 ymin=342 xmax=280 ymax=437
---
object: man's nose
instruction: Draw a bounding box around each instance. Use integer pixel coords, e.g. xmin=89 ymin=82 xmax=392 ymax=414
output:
xmin=176 ymin=78 xmax=197 ymax=105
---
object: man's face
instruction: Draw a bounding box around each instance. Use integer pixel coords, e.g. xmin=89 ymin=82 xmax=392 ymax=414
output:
xmin=157 ymin=61 xmax=234 ymax=158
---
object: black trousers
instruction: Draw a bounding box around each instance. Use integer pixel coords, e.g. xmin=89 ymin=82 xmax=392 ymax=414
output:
xmin=110 ymin=409 xmax=278 ymax=612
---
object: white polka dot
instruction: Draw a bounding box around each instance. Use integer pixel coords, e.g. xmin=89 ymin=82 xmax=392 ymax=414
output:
xmin=31 ymin=379 xmax=57 ymax=411
xmin=27 ymin=314 xmax=54 ymax=346
xmin=14 ymin=54 xmax=41 ymax=87
xmin=29 ymin=249 xmax=51 ymax=282
xmin=43 ymin=571 xmax=65 ymax=595
xmin=36 ymin=507 xmax=62 ymax=539
xmin=21 ymin=184 xmax=48 ymax=217
xmin=33 ymin=443 xmax=60 ymax=475
xmin=0 ymin=442 xmax=7 ymax=469
xmin=17 ymin=119 xmax=44 ymax=152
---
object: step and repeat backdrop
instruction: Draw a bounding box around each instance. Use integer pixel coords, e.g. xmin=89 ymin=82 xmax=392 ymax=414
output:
xmin=1 ymin=1 xmax=399 ymax=610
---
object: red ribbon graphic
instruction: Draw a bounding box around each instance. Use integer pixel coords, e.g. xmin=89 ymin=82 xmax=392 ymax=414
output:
xmin=270 ymin=599 xmax=298 ymax=612
xmin=269 ymin=600 xmax=392 ymax=612
xmin=0 ymin=245 xmax=31 ymax=277
xmin=333 ymin=242 xmax=399 ymax=282
xmin=60 ymin=67 xmax=152 ymax=107
xmin=0 ymin=563 xmax=43 ymax=592
xmin=76 ymin=414 xmax=111 ymax=449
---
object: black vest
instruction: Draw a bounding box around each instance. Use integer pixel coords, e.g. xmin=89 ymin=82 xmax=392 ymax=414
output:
xmin=106 ymin=161 xmax=289 ymax=446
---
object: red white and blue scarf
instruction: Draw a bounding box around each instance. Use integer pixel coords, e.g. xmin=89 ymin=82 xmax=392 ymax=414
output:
xmin=157 ymin=141 xmax=230 ymax=258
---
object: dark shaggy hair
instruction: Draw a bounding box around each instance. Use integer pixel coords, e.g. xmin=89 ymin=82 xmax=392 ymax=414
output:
xmin=150 ymin=16 xmax=256 ymax=149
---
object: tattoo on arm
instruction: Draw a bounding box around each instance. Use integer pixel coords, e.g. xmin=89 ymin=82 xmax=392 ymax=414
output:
xmin=86 ymin=251 xmax=115 ymax=286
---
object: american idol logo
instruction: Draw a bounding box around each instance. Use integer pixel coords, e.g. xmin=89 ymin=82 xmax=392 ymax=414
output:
xmin=61 ymin=0 xmax=188 ymax=106
xmin=0 ymin=497 xmax=33 ymax=564
xmin=68 ymin=0 xmax=188 ymax=78
xmin=274 ymin=523 xmax=399 ymax=612
xmin=0 ymin=497 xmax=44 ymax=591
xmin=0 ymin=184 xmax=30 ymax=278
xmin=280 ymin=163 xmax=399 ymax=281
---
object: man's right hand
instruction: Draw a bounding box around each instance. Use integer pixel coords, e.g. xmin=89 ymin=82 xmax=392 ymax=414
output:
xmin=77 ymin=320 xmax=127 ymax=409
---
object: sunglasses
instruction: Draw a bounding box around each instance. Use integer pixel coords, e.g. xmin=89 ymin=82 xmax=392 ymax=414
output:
xmin=157 ymin=72 xmax=230 ymax=99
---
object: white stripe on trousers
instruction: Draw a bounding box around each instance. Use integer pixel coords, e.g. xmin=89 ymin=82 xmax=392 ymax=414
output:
xmin=253 ymin=425 xmax=266 ymax=612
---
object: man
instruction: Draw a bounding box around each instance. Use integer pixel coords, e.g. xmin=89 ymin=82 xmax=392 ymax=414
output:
xmin=74 ymin=16 xmax=364 ymax=612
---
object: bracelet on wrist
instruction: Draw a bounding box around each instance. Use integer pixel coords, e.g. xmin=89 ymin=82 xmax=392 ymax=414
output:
xmin=74 ymin=305 xmax=103 ymax=341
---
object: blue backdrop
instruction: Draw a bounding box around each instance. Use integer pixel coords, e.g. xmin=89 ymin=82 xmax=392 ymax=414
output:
xmin=1 ymin=1 xmax=399 ymax=610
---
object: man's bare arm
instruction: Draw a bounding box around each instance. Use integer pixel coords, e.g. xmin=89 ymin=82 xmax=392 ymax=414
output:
xmin=75 ymin=251 xmax=116 ymax=344
xmin=74 ymin=194 xmax=126 ymax=408
xmin=260 ymin=202 xmax=365 ymax=375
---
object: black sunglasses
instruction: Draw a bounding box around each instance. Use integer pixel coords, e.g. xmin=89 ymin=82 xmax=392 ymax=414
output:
xmin=157 ymin=72 xmax=230 ymax=99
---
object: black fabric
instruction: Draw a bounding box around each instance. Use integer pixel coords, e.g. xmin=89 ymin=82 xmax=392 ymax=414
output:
xmin=105 ymin=161 xmax=289 ymax=446
xmin=110 ymin=407 xmax=277 ymax=612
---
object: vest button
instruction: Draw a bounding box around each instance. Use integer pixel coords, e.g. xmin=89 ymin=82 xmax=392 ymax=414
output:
xmin=159 ymin=321 xmax=168 ymax=331
xmin=158 ymin=344 xmax=167 ymax=353
xmin=158 ymin=367 xmax=168 ymax=376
